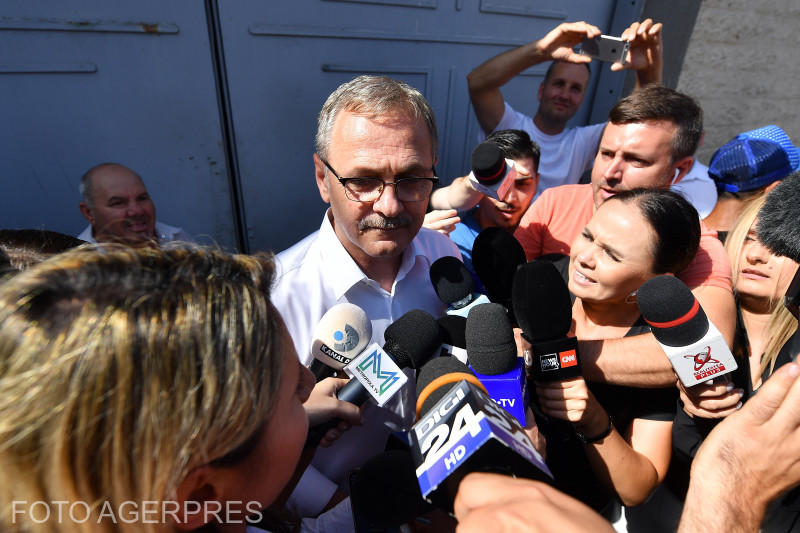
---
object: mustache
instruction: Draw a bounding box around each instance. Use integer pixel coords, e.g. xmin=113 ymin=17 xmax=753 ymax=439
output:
xmin=358 ymin=214 xmax=412 ymax=231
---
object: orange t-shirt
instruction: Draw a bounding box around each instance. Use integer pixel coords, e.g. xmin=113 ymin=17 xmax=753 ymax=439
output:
xmin=514 ymin=184 xmax=732 ymax=291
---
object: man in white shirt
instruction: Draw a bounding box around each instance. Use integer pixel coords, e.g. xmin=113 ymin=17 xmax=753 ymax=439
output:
xmin=272 ymin=75 xmax=460 ymax=517
xmin=77 ymin=162 xmax=191 ymax=245
xmin=466 ymin=18 xmax=715 ymax=211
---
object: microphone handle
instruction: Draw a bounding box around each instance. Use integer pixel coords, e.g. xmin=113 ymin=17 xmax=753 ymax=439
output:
xmin=310 ymin=358 xmax=338 ymax=382
xmin=305 ymin=379 xmax=371 ymax=447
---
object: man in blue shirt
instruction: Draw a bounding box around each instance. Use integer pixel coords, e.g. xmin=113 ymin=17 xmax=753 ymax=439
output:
xmin=442 ymin=130 xmax=540 ymax=283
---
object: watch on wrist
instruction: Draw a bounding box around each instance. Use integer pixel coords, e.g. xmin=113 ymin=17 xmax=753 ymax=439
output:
xmin=575 ymin=414 xmax=613 ymax=444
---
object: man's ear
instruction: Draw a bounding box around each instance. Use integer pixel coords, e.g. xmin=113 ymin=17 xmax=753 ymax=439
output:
xmin=670 ymin=156 xmax=695 ymax=186
xmin=172 ymin=466 xmax=222 ymax=531
xmin=313 ymin=154 xmax=330 ymax=204
xmin=79 ymin=202 xmax=94 ymax=225
xmin=765 ymin=180 xmax=782 ymax=194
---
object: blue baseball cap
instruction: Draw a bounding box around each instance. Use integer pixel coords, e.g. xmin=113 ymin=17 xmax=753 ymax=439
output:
xmin=708 ymin=125 xmax=800 ymax=193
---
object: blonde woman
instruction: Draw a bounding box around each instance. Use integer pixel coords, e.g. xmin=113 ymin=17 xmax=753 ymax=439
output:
xmin=0 ymin=245 xmax=359 ymax=533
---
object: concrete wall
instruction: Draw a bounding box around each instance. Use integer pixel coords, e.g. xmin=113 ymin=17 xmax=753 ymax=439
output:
xmin=677 ymin=0 xmax=800 ymax=164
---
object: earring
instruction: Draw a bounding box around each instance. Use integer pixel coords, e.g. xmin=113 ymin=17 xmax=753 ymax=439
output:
xmin=625 ymin=290 xmax=638 ymax=304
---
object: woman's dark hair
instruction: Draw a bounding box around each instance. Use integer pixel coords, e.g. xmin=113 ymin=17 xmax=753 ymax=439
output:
xmin=604 ymin=188 xmax=700 ymax=275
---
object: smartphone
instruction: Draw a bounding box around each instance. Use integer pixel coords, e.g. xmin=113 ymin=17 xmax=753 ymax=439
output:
xmin=577 ymin=35 xmax=629 ymax=64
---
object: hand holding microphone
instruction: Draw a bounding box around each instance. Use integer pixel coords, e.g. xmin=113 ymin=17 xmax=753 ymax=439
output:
xmin=468 ymin=141 xmax=518 ymax=201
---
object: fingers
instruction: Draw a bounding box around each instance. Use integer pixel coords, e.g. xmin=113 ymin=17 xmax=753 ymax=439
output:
xmin=318 ymin=420 xmax=353 ymax=448
xmin=423 ymin=209 xmax=461 ymax=235
xmin=454 ymin=473 xmax=546 ymax=518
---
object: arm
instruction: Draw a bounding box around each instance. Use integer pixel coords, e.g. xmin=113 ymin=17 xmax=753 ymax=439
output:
xmin=454 ymin=472 xmax=614 ymax=533
xmin=679 ymin=362 xmax=800 ymax=532
xmin=580 ymin=286 xmax=737 ymax=387
xmin=429 ymin=175 xmax=483 ymax=211
xmin=537 ymin=377 xmax=672 ymax=505
xmin=467 ymin=21 xmax=600 ymax=134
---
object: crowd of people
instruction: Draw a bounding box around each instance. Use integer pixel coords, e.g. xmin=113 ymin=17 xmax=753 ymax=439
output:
xmin=2 ymin=16 xmax=800 ymax=533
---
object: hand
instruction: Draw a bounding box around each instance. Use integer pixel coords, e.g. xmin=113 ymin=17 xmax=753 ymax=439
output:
xmin=681 ymin=363 xmax=800 ymax=532
xmin=535 ymin=376 xmax=607 ymax=435
xmin=424 ymin=209 xmax=461 ymax=236
xmin=678 ymin=378 xmax=744 ymax=419
xmin=524 ymin=407 xmax=547 ymax=459
xmin=304 ymin=377 xmax=363 ymax=447
xmin=535 ymin=21 xmax=601 ymax=64
xmin=454 ymin=473 xmax=614 ymax=533
xmin=612 ymin=18 xmax=663 ymax=83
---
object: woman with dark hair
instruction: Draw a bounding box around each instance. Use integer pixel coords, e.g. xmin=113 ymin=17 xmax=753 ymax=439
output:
xmin=534 ymin=188 xmax=700 ymax=519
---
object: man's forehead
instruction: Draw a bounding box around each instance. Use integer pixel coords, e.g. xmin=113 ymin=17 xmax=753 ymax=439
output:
xmin=548 ymin=63 xmax=590 ymax=85
xmin=329 ymin=110 xmax=434 ymax=162
xmin=92 ymin=168 xmax=147 ymax=196
xmin=602 ymin=120 xmax=676 ymax=151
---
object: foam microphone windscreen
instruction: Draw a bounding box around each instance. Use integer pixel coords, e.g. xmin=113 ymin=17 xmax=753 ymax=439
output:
xmin=465 ymin=303 xmax=517 ymax=375
xmin=384 ymin=309 xmax=442 ymax=369
xmin=511 ymin=260 xmax=572 ymax=342
xmin=757 ymin=171 xmax=800 ymax=262
xmin=471 ymin=142 xmax=507 ymax=185
xmin=438 ymin=314 xmax=467 ymax=349
xmin=350 ymin=450 xmax=427 ymax=528
xmin=429 ymin=256 xmax=474 ymax=306
xmin=472 ymin=227 xmax=526 ymax=311
xmin=637 ymin=275 xmax=709 ymax=347
xmin=416 ymin=356 xmax=480 ymax=418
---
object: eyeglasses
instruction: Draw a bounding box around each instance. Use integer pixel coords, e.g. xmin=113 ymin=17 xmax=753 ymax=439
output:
xmin=319 ymin=157 xmax=438 ymax=203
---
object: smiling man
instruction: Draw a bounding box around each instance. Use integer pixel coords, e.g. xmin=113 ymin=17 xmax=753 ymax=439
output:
xmin=77 ymin=162 xmax=191 ymax=245
xmin=272 ymin=75 xmax=460 ymax=517
xmin=514 ymin=85 xmax=735 ymax=390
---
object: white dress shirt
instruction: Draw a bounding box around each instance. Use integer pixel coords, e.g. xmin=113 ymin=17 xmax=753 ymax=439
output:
xmin=272 ymin=210 xmax=461 ymax=517
xmin=77 ymin=221 xmax=193 ymax=244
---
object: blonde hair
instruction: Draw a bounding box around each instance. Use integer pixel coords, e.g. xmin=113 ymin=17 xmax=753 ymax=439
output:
xmin=725 ymin=197 xmax=797 ymax=376
xmin=0 ymin=245 xmax=283 ymax=533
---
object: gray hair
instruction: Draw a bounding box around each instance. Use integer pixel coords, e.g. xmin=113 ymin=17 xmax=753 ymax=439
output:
xmin=79 ymin=162 xmax=141 ymax=207
xmin=315 ymin=75 xmax=438 ymax=160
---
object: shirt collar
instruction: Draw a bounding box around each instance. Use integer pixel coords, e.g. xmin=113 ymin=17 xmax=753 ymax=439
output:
xmin=317 ymin=210 xmax=430 ymax=297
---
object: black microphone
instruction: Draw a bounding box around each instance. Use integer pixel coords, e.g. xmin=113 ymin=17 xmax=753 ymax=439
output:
xmin=410 ymin=357 xmax=551 ymax=511
xmin=429 ymin=256 xmax=490 ymax=318
xmin=471 ymin=227 xmax=526 ymax=319
xmin=511 ymin=260 xmax=581 ymax=380
xmin=349 ymin=449 xmax=430 ymax=530
xmin=757 ymin=172 xmax=800 ymax=319
xmin=468 ymin=142 xmax=516 ymax=201
xmin=465 ymin=303 xmax=528 ymax=424
xmin=437 ymin=314 xmax=468 ymax=364
xmin=637 ymin=275 xmax=738 ymax=386
xmin=305 ymin=310 xmax=442 ymax=446
xmin=308 ymin=303 xmax=372 ymax=381
xmin=757 ymin=170 xmax=800 ymax=262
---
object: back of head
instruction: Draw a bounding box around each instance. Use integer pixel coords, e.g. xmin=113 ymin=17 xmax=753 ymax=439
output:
xmin=0 ymin=229 xmax=85 ymax=271
xmin=0 ymin=245 xmax=283 ymax=533
xmin=315 ymin=75 xmax=438 ymax=160
xmin=709 ymin=125 xmax=800 ymax=194
xmin=608 ymin=85 xmax=703 ymax=162
xmin=604 ymin=188 xmax=700 ymax=274
xmin=485 ymin=129 xmax=540 ymax=168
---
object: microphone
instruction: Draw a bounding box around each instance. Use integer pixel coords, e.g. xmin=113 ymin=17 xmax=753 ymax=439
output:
xmin=305 ymin=310 xmax=442 ymax=446
xmin=757 ymin=171 xmax=800 ymax=262
xmin=511 ymin=260 xmax=582 ymax=380
xmin=465 ymin=303 xmax=528 ymax=424
xmin=471 ymin=227 xmax=526 ymax=319
xmin=437 ymin=314 xmax=468 ymax=364
xmin=637 ymin=275 xmax=738 ymax=386
xmin=308 ymin=303 xmax=372 ymax=381
xmin=349 ymin=449 xmax=430 ymax=530
xmin=468 ymin=141 xmax=517 ymax=201
xmin=429 ymin=256 xmax=490 ymax=318
xmin=410 ymin=357 xmax=551 ymax=510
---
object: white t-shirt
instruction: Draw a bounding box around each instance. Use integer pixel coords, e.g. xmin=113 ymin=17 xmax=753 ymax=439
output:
xmin=483 ymin=101 xmax=605 ymax=198
xmin=671 ymin=160 xmax=718 ymax=219
xmin=273 ymin=211 xmax=460 ymax=517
